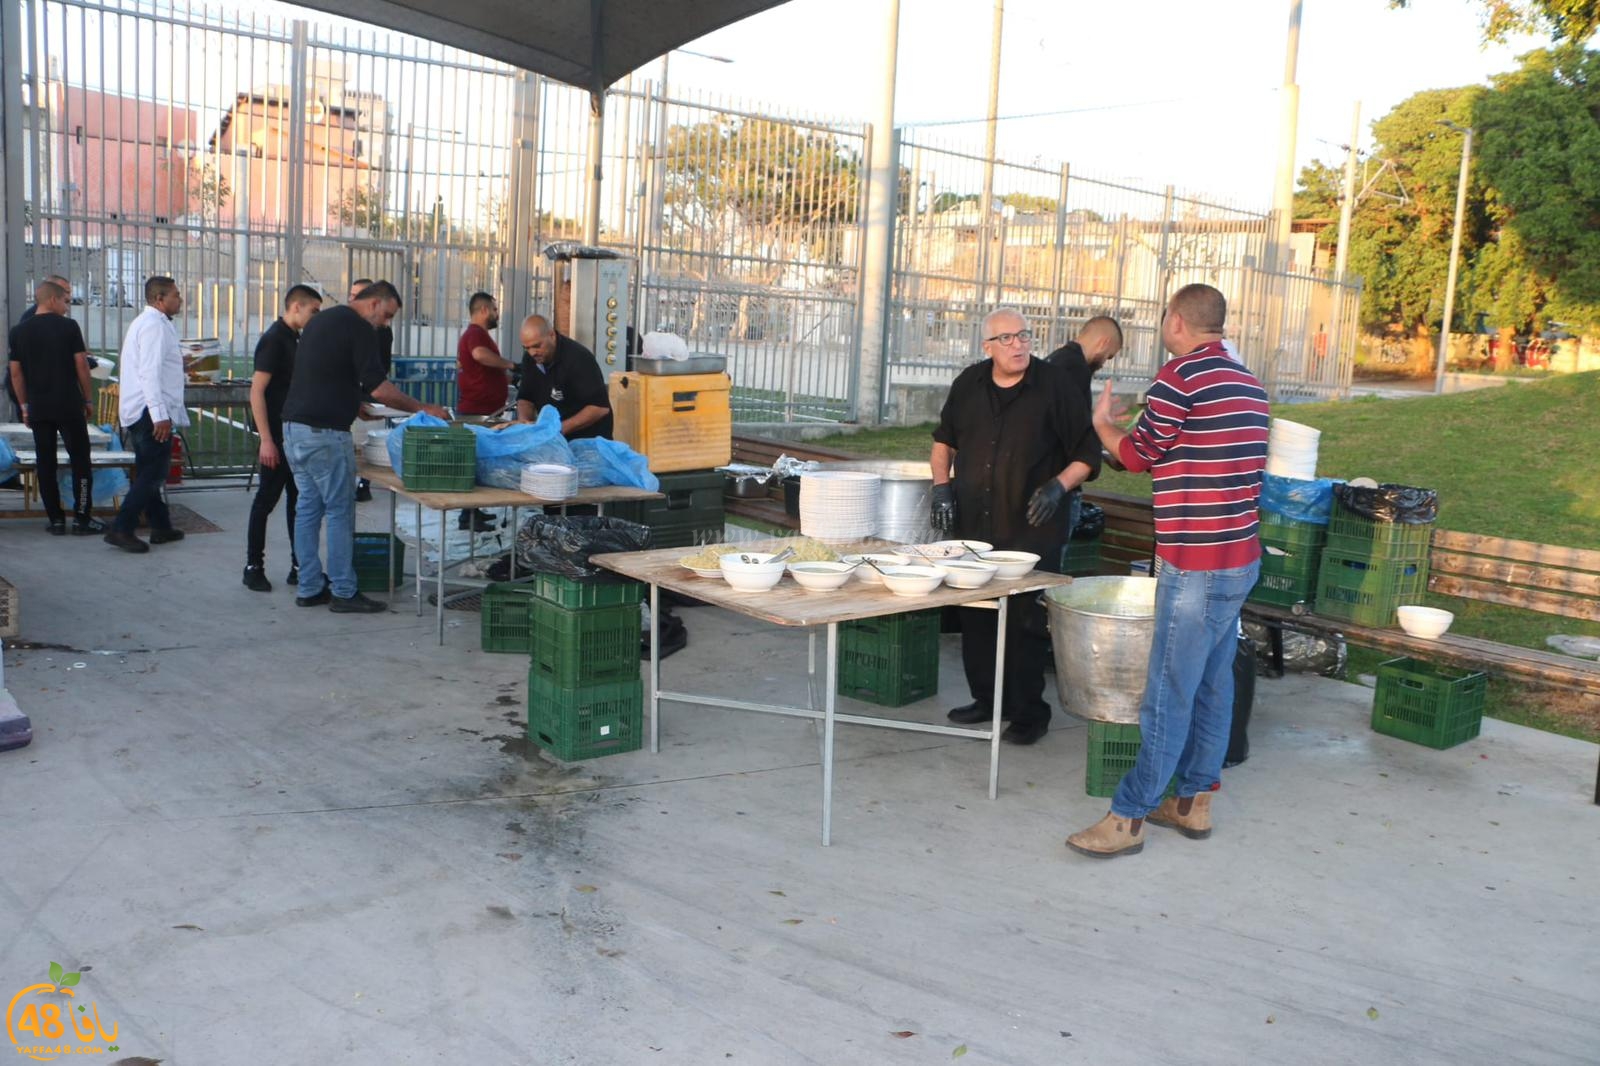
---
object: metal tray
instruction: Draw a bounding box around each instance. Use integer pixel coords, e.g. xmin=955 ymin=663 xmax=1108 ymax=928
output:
xmin=631 ymin=354 xmax=728 ymax=376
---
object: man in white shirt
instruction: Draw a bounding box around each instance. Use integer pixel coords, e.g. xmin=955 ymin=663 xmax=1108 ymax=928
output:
xmin=107 ymin=276 xmax=188 ymax=553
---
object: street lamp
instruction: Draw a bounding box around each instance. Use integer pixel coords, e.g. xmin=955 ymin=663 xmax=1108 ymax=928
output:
xmin=1434 ymin=119 xmax=1473 ymax=395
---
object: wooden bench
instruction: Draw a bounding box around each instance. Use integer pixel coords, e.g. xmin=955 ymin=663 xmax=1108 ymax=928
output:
xmin=1243 ymin=529 xmax=1600 ymax=804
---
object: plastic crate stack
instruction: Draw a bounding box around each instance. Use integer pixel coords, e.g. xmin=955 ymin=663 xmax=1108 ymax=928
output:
xmin=1248 ymin=510 xmax=1327 ymax=610
xmin=400 ymin=426 xmax=476 ymax=493
xmin=836 ymin=609 xmax=941 ymax=707
xmin=352 ymin=533 xmax=406 ymax=593
xmin=481 ymin=574 xmax=644 ymax=761
xmin=1313 ymin=502 xmax=1433 ymax=627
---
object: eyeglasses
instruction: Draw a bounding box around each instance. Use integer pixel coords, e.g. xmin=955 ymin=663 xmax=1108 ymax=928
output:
xmin=983 ymin=329 xmax=1033 ymax=346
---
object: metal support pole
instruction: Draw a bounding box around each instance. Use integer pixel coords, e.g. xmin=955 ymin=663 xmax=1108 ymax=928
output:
xmin=857 ymin=0 xmax=900 ymax=425
xmin=503 ymin=71 xmax=540 ymax=344
xmin=285 ymin=21 xmax=309 ymax=287
xmin=1329 ymin=100 xmax=1361 ymax=397
xmin=2 ymin=0 xmax=28 ymax=388
xmin=1434 ymin=125 xmax=1473 ymax=395
xmin=584 ymin=90 xmax=605 ymax=245
xmin=1049 ymin=164 xmax=1070 ymax=341
xmin=1264 ymin=0 xmax=1303 ymax=396
xmin=976 ymin=0 xmax=1003 ymax=308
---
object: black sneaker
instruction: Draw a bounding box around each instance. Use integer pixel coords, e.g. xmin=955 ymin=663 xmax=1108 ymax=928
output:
xmin=47 ymin=521 xmax=66 ymax=536
xmin=286 ymin=565 xmax=299 ymax=586
xmin=242 ymin=566 xmax=272 ymax=593
xmin=457 ymin=509 xmax=496 ymax=532
xmin=150 ymin=528 xmax=185 ymax=545
xmin=71 ymin=517 xmax=107 ymax=535
xmin=104 ymin=529 xmax=150 ymax=553
xmin=329 ymin=591 xmax=387 ymax=613
xmin=355 ymin=481 xmax=373 ymax=503
xmin=295 ymin=580 xmax=332 ymax=607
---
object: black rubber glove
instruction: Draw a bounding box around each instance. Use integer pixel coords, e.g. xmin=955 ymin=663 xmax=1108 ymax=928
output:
xmin=1027 ymin=479 xmax=1068 ymax=527
xmin=930 ymin=483 xmax=958 ymax=532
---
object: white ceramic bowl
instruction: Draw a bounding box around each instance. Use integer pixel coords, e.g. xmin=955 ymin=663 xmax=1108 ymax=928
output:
xmin=788 ymin=561 xmax=856 ymax=592
xmin=979 ymin=550 xmax=1041 ymax=580
xmin=909 ymin=540 xmax=994 ymax=560
xmin=1397 ymin=605 xmax=1453 ymax=639
xmin=933 ymin=559 xmax=999 ymax=589
xmin=718 ymin=552 xmax=787 ymax=591
xmin=679 ymin=557 xmax=725 ymax=580
xmin=841 ymin=552 xmax=909 ymax=585
xmin=880 ymin=564 xmax=946 ymax=597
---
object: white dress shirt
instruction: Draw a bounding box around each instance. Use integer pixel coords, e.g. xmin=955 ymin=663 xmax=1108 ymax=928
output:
xmin=118 ymin=306 xmax=189 ymax=428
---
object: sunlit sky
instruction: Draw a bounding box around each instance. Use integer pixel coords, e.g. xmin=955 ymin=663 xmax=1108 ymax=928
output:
xmin=653 ymin=0 xmax=1555 ymax=207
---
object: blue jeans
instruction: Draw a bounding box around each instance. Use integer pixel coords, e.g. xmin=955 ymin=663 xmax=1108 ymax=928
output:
xmin=1111 ymin=558 xmax=1261 ymax=818
xmin=112 ymin=409 xmax=173 ymax=534
xmin=283 ymin=422 xmax=357 ymax=599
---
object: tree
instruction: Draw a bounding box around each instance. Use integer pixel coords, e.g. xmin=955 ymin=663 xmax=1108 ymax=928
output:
xmin=1391 ymin=0 xmax=1600 ymax=42
xmin=1473 ymin=47 xmax=1600 ymax=325
xmin=1292 ymin=160 xmax=1343 ymax=222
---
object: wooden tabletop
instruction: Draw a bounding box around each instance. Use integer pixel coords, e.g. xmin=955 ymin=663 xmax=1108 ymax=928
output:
xmin=358 ymin=462 xmax=662 ymax=510
xmin=593 ymin=539 xmax=1075 ymax=628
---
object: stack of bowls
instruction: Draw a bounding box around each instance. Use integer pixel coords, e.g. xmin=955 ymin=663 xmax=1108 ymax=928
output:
xmin=521 ymin=463 xmax=579 ymax=500
xmin=718 ymin=552 xmax=788 ymax=591
xmin=799 ymin=471 xmax=881 ymax=543
xmin=1266 ymin=418 xmax=1321 ymax=481
xmin=363 ymin=429 xmax=394 ymax=467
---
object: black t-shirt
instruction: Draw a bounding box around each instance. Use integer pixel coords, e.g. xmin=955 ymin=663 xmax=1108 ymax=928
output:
xmin=931 ymin=355 xmax=1099 ymax=560
xmin=281 ymin=305 xmax=387 ymax=430
xmin=1044 ymin=340 xmax=1095 ymax=409
xmin=8 ymin=313 xmax=88 ymax=422
xmin=516 ymin=333 xmax=613 ymax=439
xmin=252 ymin=318 xmax=298 ymax=439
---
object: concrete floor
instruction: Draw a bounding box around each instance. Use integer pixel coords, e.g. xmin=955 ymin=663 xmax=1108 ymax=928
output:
xmin=1 ymin=485 xmax=1597 ymax=1065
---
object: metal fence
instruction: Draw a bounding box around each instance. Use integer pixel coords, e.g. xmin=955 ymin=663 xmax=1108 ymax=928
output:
xmin=3 ymin=0 xmax=1359 ymax=476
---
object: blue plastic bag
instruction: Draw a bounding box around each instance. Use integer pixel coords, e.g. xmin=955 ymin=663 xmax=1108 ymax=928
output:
xmin=385 ymin=411 xmax=451 ymax=476
xmin=0 ymin=438 xmax=14 ymax=482
xmin=568 ymin=437 xmax=659 ymax=491
xmin=465 ymin=407 xmax=576 ymax=489
xmin=57 ymin=467 xmax=130 ymax=505
xmin=1259 ymin=472 xmax=1341 ymax=525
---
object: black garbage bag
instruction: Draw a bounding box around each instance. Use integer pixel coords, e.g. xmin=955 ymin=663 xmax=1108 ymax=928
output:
xmin=1072 ymin=501 xmax=1106 ymax=540
xmin=1225 ymin=637 xmax=1257 ymax=768
xmin=1333 ymin=482 xmax=1439 ymax=525
xmin=515 ymin=514 xmax=652 ymax=579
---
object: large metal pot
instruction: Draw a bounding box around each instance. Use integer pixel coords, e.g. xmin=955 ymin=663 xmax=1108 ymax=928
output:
xmin=1045 ymin=576 xmax=1158 ymax=724
xmin=819 ymin=460 xmax=933 ymax=544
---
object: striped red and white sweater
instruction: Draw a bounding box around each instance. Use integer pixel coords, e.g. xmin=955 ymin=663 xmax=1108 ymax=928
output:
xmin=1118 ymin=341 xmax=1270 ymax=571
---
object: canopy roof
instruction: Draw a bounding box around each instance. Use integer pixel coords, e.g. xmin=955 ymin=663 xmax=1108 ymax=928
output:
xmin=299 ymin=0 xmax=794 ymax=95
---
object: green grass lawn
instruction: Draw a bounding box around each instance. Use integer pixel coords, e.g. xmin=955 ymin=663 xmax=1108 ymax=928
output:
xmin=808 ymin=372 xmax=1600 ymax=742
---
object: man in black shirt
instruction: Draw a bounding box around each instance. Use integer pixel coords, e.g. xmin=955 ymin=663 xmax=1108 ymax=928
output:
xmin=7 ymin=279 xmax=101 ymax=534
xmin=7 ymin=273 xmax=71 ymax=420
xmin=280 ymin=281 xmax=447 ymax=613
xmin=1044 ymin=315 xmax=1122 ymax=566
xmin=350 ymin=278 xmax=394 ymax=502
xmin=929 ymin=307 xmax=1100 ymax=745
xmin=243 ymin=284 xmax=321 ymax=592
xmin=514 ymin=314 xmax=612 ymax=439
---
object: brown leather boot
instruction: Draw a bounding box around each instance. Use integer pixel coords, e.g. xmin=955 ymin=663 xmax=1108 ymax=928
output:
xmin=1146 ymin=793 xmax=1213 ymax=839
xmin=1065 ymin=812 xmax=1144 ymax=859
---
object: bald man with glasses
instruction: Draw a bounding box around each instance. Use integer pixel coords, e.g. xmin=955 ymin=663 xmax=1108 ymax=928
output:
xmin=928 ymin=307 xmax=1100 ymax=745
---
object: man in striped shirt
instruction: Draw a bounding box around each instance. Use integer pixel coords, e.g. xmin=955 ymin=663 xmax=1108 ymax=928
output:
xmin=1067 ymin=283 xmax=1269 ymax=859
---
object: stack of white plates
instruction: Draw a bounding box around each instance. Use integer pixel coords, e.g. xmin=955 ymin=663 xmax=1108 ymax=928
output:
xmin=521 ymin=463 xmax=579 ymax=500
xmin=363 ymin=429 xmax=393 ymax=468
xmin=799 ymin=470 xmax=881 ymax=542
xmin=1266 ymin=418 xmax=1321 ymax=481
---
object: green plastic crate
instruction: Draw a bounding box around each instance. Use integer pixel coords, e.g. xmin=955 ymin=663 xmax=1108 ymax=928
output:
xmin=1084 ymin=720 xmax=1177 ymax=798
xmin=401 ymin=426 xmax=476 ymax=492
xmin=1258 ymin=510 xmax=1328 ymax=552
xmin=837 ymin=609 xmax=941 ymax=707
xmin=481 ymin=581 xmax=540 ymax=654
xmin=529 ymin=599 xmax=641 ymax=686
xmin=532 ymin=571 xmax=645 ymax=610
xmin=353 ymin=533 xmax=406 ymax=593
xmin=527 ymin=674 xmax=643 ymax=761
xmin=1248 ymin=541 xmax=1321 ymax=609
xmin=1314 ymin=548 xmax=1429 ymax=627
xmin=1062 ymin=536 xmax=1103 ymax=576
xmin=1372 ymin=657 xmax=1487 ymax=749
xmin=1323 ymin=502 xmax=1434 ymax=560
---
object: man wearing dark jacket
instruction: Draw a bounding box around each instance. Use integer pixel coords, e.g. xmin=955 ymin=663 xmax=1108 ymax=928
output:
xmin=1044 ymin=315 xmax=1122 ymax=564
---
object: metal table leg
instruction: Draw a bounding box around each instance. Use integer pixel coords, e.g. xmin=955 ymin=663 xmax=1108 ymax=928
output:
xmin=387 ymin=488 xmax=397 ymax=597
xmin=649 ymin=582 xmax=662 ymax=754
xmin=414 ymin=500 xmax=423 ymax=616
xmin=989 ymin=594 xmax=1008 ymax=800
xmin=822 ymin=621 xmax=838 ymax=846
xmin=509 ymin=506 xmax=519 ymax=580
xmin=436 ymin=507 xmax=447 ymax=645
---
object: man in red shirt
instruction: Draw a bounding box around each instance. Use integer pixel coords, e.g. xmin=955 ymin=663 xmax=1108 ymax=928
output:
xmin=455 ymin=291 xmax=517 ymax=530
xmin=1066 ymin=283 xmax=1268 ymax=859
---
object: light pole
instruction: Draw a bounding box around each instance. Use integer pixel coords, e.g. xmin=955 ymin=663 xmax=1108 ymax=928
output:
xmin=1433 ymin=120 xmax=1473 ymax=395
